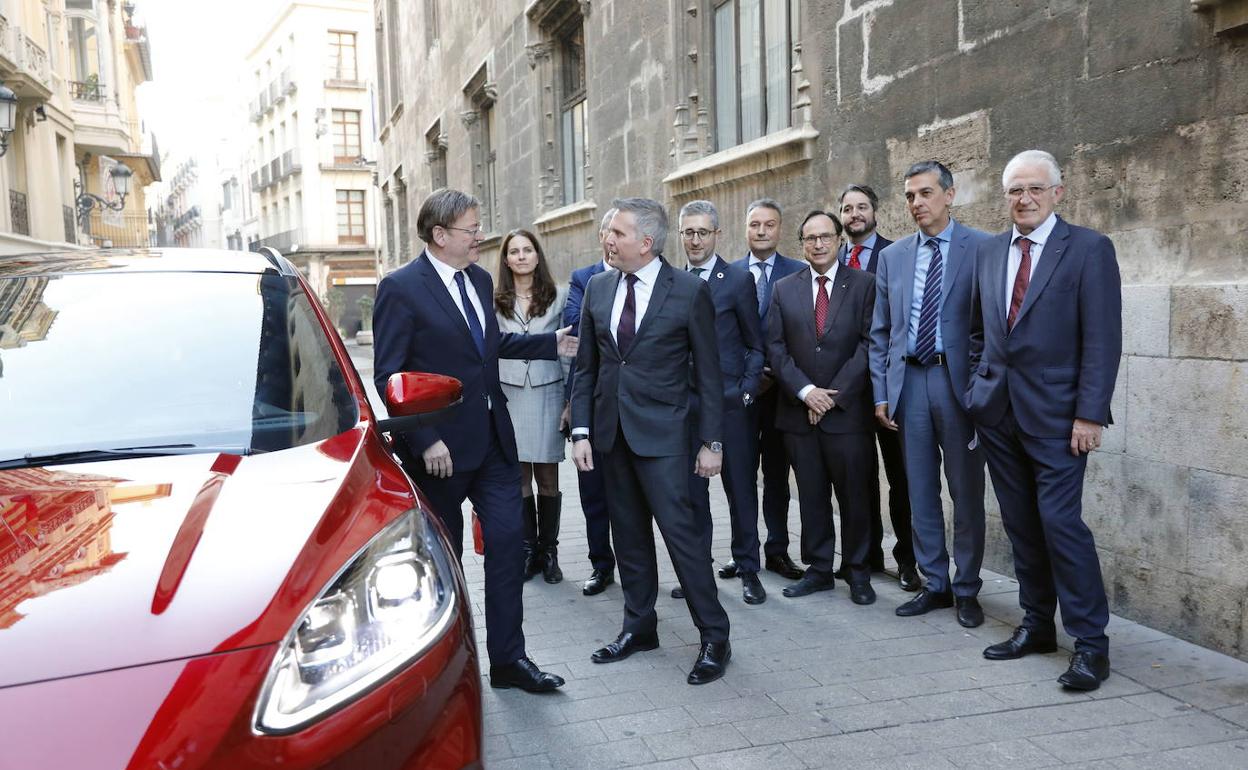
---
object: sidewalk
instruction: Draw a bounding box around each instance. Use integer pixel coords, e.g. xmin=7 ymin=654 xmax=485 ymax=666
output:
xmin=345 ymin=342 xmax=1248 ymax=768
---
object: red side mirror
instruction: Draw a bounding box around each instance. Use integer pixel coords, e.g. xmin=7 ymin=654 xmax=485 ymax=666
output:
xmin=385 ymin=372 xmax=463 ymax=417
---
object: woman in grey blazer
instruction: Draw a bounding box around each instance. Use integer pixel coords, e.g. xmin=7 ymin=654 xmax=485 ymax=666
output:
xmin=495 ymin=229 xmax=570 ymax=583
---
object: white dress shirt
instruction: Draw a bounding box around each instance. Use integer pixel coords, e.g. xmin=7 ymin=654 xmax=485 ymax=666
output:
xmin=748 ymin=252 xmax=777 ymax=286
xmin=796 ymin=262 xmax=840 ymax=403
xmin=1006 ymin=212 xmax=1058 ymax=317
xmin=686 ymin=254 xmax=717 ymax=281
xmin=609 ymin=255 xmax=663 ymax=345
xmin=425 ymin=249 xmax=487 ymax=332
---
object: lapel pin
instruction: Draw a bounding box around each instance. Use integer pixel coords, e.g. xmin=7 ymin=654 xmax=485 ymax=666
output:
xmin=716 ymin=272 xmax=724 ymax=279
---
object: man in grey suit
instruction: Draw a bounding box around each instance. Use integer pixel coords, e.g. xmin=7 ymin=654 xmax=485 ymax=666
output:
xmin=870 ymin=160 xmax=991 ymax=628
xmin=571 ymin=197 xmax=732 ymax=685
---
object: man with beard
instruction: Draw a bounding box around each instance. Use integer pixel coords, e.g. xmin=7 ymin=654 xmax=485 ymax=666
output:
xmin=837 ymin=184 xmax=919 ymax=592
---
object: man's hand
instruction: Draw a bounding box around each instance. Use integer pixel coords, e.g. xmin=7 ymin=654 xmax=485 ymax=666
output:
xmin=573 ymin=439 xmax=594 ymax=471
xmin=1071 ymin=418 xmax=1103 ymax=456
xmin=803 ymin=387 xmax=838 ymax=416
xmin=695 ymin=446 xmax=722 ymax=478
xmin=559 ymin=402 xmax=571 ymax=433
xmin=556 ymin=325 xmax=579 ymax=357
xmin=422 ymin=440 xmax=453 ymax=478
xmin=808 ymin=408 xmax=821 ymax=426
xmin=875 ymin=404 xmax=898 ymax=431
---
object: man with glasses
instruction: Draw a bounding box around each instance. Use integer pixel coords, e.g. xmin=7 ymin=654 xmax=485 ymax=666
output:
xmin=676 ymin=200 xmax=766 ymax=605
xmin=870 ymin=161 xmax=991 ymax=629
xmin=730 ymin=199 xmax=807 ymax=582
xmin=766 ymin=210 xmax=878 ymax=605
xmin=373 ymin=188 xmax=577 ymax=693
xmin=968 ymin=150 xmax=1121 ymax=691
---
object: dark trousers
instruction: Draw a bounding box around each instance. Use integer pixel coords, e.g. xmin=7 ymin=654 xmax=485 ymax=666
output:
xmin=404 ymin=425 xmax=526 ymax=666
xmin=869 ymin=425 xmax=915 ymax=567
xmin=689 ymin=404 xmax=761 ymax=573
xmin=575 ymin=447 xmax=616 ymax=572
xmin=605 ymin=440 xmax=730 ymax=643
xmin=751 ymin=386 xmax=793 ymax=557
xmin=783 ymin=429 xmax=875 ymax=583
xmin=977 ymin=407 xmax=1110 ymax=655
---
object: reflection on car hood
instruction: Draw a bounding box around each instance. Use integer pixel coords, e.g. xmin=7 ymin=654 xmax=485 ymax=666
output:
xmin=0 ymin=432 xmax=368 ymax=688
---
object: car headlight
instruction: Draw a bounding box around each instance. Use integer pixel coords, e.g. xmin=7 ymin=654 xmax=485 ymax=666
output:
xmin=253 ymin=507 xmax=457 ymax=733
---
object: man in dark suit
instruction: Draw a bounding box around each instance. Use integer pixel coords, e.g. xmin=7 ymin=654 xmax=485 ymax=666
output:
xmin=678 ymin=199 xmax=766 ymax=605
xmin=767 ymin=210 xmax=878 ymax=606
xmin=870 ymin=162 xmax=992 ymax=629
xmin=968 ymin=150 xmax=1122 ymax=691
xmin=562 ymin=208 xmax=618 ymax=597
xmin=730 ymin=198 xmax=806 ymax=581
xmin=571 ymin=197 xmax=732 ymax=685
xmin=373 ymin=188 xmax=574 ymax=693
xmin=836 ymin=184 xmax=918 ymax=592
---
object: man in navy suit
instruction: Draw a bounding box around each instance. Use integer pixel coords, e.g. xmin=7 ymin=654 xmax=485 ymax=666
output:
xmin=969 ymin=150 xmax=1122 ymax=691
xmin=870 ymin=162 xmax=992 ymax=629
xmin=678 ymin=200 xmax=766 ymax=605
xmin=731 ymin=198 xmax=806 ymax=581
xmin=373 ymin=188 xmax=574 ymax=693
xmin=836 ymin=184 xmax=918 ymax=592
xmin=562 ymin=208 xmax=618 ymax=596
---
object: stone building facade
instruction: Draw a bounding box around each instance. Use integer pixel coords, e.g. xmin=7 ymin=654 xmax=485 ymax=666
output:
xmin=375 ymin=0 xmax=1248 ymax=660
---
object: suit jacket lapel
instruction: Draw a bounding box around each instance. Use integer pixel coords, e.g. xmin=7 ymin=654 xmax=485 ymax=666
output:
xmin=417 ymin=253 xmax=481 ymax=359
xmin=634 ymin=261 xmax=674 ymax=346
xmin=469 ymin=266 xmax=496 ymax=351
xmin=990 ymin=233 xmax=1010 ymax=330
xmin=1014 ymin=217 xmax=1069 ymax=328
xmin=600 ymin=270 xmax=623 ymax=357
xmin=939 ymin=225 xmax=969 ymax=314
xmin=900 ymin=234 xmax=919 ymax=323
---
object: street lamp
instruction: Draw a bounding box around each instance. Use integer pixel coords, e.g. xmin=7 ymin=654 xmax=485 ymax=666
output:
xmin=76 ymin=163 xmax=134 ymax=228
xmin=0 ymin=84 xmax=18 ymax=158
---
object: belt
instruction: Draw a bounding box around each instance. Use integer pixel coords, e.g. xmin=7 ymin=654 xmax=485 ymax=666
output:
xmin=904 ymin=353 xmax=945 ymax=366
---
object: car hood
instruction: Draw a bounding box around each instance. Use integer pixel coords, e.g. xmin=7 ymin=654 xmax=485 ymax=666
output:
xmin=0 ymin=428 xmax=380 ymax=689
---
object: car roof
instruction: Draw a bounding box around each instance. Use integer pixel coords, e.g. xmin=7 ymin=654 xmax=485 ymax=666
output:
xmin=0 ymin=248 xmax=288 ymax=278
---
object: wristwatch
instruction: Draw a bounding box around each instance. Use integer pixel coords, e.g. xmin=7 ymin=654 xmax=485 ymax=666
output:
xmin=703 ymin=441 xmax=723 ymax=453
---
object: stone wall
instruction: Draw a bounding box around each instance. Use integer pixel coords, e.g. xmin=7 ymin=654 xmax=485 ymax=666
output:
xmin=376 ymin=0 xmax=1248 ymax=659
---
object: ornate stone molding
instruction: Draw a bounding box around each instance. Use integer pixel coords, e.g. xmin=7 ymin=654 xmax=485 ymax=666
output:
xmin=460 ymin=110 xmax=479 ymax=127
xmin=533 ymin=199 xmax=598 ymax=235
xmin=526 ymin=41 xmax=555 ymax=69
xmin=661 ymin=125 xmax=820 ymax=198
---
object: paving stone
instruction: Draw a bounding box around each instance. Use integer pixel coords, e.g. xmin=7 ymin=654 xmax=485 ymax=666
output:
xmin=597 ymin=707 xmax=700 ymax=742
xmin=644 ymin=679 xmax=742 ymax=709
xmin=767 ymin=683 xmax=870 ymax=714
xmin=902 ymin=688 xmax=1013 ymax=719
xmin=686 ymin=696 xmax=786 ymax=727
xmin=732 ymin=711 xmax=843 ymax=744
xmin=1163 ymin=676 xmax=1248 ymax=710
xmin=984 ymin=680 xmax=1093 ymax=709
xmin=690 ymin=743 xmax=806 ymax=770
xmin=644 ymin=724 xmax=751 ymax=762
xmin=546 ymin=737 xmax=658 ymax=769
xmin=726 ymin=669 xmax=821 ymax=698
xmin=559 ymin=689 xmax=656 ymax=723
xmin=939 ymin=738 xmax=1060 ymax=769
xmin=506 ymin=719 xmax=609 ymax=757
xmin=787 ymin=731 xmax=899 ymax=766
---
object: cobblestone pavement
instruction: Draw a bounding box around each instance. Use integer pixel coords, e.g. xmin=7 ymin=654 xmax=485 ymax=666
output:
xmin=347 ymin=342 xmax=1248 ymax=769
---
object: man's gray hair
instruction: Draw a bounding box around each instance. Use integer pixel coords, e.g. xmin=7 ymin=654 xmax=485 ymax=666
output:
xmin=612 ymin=197 xmax=668 ymax=256
xmin=678 ymin=200 xmax=719 ymax=230
xmin=904 ymin=160 xmax=954 ymax=191
xmin=1001 ymin=149 xmax=1063 ymax=189
xmin=599 ymin=207 xmax=618 ymax=234
xmin=416 ymin=187 xmax=480 ymax=242
xmin=746 ymin=197 xmax=783 ymax=220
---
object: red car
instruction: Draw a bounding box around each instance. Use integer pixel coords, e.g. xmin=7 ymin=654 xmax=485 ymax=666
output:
xmin=0 ymin=249 xmax=482 ymax=769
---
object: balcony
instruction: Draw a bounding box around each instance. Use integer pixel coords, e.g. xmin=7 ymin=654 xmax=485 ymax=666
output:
xmin=5 ymin=26 xmax=53 ymax=101
xmin=69 ymin=79 xmax=106 ymax=103
xmin=281 ymin=68 xmax=296 ymax=95
xmin=324 ymin=65 xmax=365 ymax=90
xmin=250 ymin=170 xmax=260 ymax=190
xmin=259 ymin=89 xmax=271 ymax=115
xmin=259 ymin=166 xmax=271 ymax=189
xmin=173 ymin=206 xmax=202 ymax=234
xmin=250 ymin=229 xmax=300 ymax=254
xmin=9 ymin=190 xmax=29 ymax=236
xmin=83 ymin=212 xmax=148 ymax=248
xmin=249 ymin=99 xmax=262 ymax=123
xmin=270 ymin=79 xmax=283 ymax=106
xmin=281 ymin=150 xmax=302 ymax=178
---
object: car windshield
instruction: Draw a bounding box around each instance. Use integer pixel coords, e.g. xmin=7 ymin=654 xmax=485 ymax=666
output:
xmin=0 ymin=270 xmax=359 ymax=466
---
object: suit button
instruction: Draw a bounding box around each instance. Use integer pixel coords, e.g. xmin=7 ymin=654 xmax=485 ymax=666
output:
xmin=523 ymin=359 xmax=529 ymax=364
xmin=621 ymin=361 xmax=627 ymax=366
xmin=815 ymin=346 xmax=821 ymax=352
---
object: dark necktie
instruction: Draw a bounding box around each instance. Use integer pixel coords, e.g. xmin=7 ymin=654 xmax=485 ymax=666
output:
xmin=1008 ymin=237 xmax=1033 ymax=330
xmin=454 ymin=270 xmax=485 ymax=357
xmin=814 ymin=275 xmax=830 ymax=336
xmin=690 ymin=266 xmax=705 ymax=277
xmin=847 ymin=244 xmax=864 ymax=270
xmin=754 ymin=262 xmax=769 ymax=317
xmin=616 ymin=273 xmax=639 ymax=355
xmin=914 ymin=239 xmax=943 ymax=364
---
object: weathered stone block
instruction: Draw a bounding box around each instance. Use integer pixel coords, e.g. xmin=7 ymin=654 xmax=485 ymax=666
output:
xmin=1105 ymin=226 xmax=1194 ymax=286
xmin=835 ymin=15 xmax=865 ymax=104
xmin=1110 ymin=554 xmax=1245 ymax=657
xmin=1122 ymin=285 xmax=1171 ymax=358
xmin=1084 ymin=453 xmax=1190 ymax=568
xmin=1171 ymin=284 xmax=1248 ymax=360
xmin=865 ymin=0 xmax=958 ymax=83
xmin=1073 ymin=57 xmax=1213 ymax=148
xmin=1186 ymin=470 xmax=1248 ymax=587
xmin=1125 ymin=357 xmax=1248 ymax=478
xmin=1087 ymin=0 xmax=1205 ymax=77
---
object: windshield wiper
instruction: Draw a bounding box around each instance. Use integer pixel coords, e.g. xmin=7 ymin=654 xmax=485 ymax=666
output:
xmin=0 ymin=444 xmax=244 ymax=471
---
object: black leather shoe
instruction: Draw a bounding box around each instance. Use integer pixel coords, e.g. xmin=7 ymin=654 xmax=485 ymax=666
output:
xmin=591 ymin=631 xmax=660 ymax=664
xmin=895 ymin=588 xmax=954 ymax=616
xmin=718 ymin=560 xmax=739 ymax=579
xmin=782 ymin=571 xmax=835 ymax=598
xmin=955 ymin=596 xmax=984 ymax=628
xmin=765 ymin=553 xmax=805 ymax=580
xmin=983 ymin=626 xmax=1058 ymax=660
xmin=898 ymin=564 xmax=921 ymax=592
xmin=1058 ymin=651 xmax=1111 ymax=691
xmin=582 ymin=568 xmax=614 ymax=596
xmin=671 ymin=586 xmax=684 ymax=599
xmin=687 ymin=641 xmax=731 ymax=685
xmin=741 ymin=571 xmax=766 ymax=604
xmin=849 ymin=581 xmax=876 ymax=605
xmin=489 ymin=657 xmax=565 ymax=692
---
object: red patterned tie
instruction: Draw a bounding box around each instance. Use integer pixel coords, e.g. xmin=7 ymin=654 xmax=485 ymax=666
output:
xmin=847 ymin=244 xmax=863 ymax=270
xmin=1008 ymin=237 xmax=1032 ymax=330
xmin=814 ymin=275 xmax=830 ymax=336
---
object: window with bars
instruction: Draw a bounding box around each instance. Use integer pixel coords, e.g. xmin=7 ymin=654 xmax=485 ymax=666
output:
xmin=327 ymin=30 xmax=358 ymax=81
xmin=332 ymin=109 xmax=362 ymax=164
xmin=713 ymin=0 xmax=791 ymax=151
xmin=336 ymin=189 xmax=366 ymax=245
xmin=557 ymin=17 xmax=587 ymax=205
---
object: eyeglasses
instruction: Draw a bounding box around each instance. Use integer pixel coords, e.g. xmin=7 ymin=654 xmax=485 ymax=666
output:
xmin=680 ymin=228 xmax=716 ymax=240
xmin=801 ymin=234 xmax=838 ymax=246
xmin=443 ymin=224 xmax=483 ymax=237
xmin=1005 ymin=184 xmax=1056 ymax=201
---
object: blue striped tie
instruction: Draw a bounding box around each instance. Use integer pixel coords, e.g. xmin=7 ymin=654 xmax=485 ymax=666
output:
xmin=754 ymin=262 xmax=769 ymax=317
xmin=914 ymin=239 xmax=943 ymax=364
